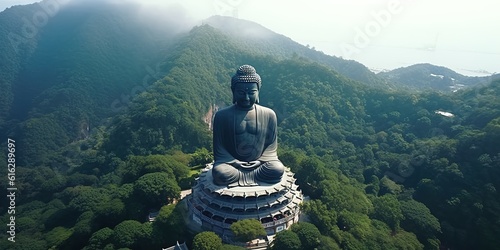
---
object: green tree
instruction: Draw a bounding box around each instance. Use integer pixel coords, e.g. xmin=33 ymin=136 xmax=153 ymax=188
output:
xmin=379 ymin=176 xmax=402 ymax=195
xmin=123 ymin=155 xmax=184 ymax=183
xmin=230 ymin=219 xmax=266 ymax=242
xmin=134 ymin=172 xmax=181 ymax=207
xmin=337 ymin=210 xmax=372 ymax=240
xmin=95 ymin=198 xmax=126 ymax=227
xmin=302 ymin=200 xmax=337 ymax=233
xmin=86 ymin=227 xmax=114 ymax=250
xmin=339 ymin=232 xmax=364 ymax=250
xmin=290 ymin=222 xmax=321 ymax=249
xmin=112 ymin=220 xmax=151 ymax=249
xmin=190 ymin=147 xmax=213 ymax=166
xmin=151 ymin=204 xmax=186 ymax=247
xmin=73 ymin=211 xmax=95 ymax=237
xmin=391 ymin=230 xmax=424 ymax=250
xmin=192 ymin=231 xmax=222 ymax=250
xmin=318 ymin=235 xmax=341 ymax=250
xmin=45 ymin=226 xmax=72 ymax=249
xmin=400 ymin=200 xmax=441 ymax=240
xmin=3 ymin=235 xmax=48 ymax=250
xmin=365 ymin=175 xmax=380 ymax=196
xmin=220 ymin=244 xmax=246 ymax=250
xmin=372 ymin=194 xmax=404 ymax=231
xmin=272 ymin=230 xmax=302 ymax=250
xmin=66 ymin=186 xmax=111 ymax=213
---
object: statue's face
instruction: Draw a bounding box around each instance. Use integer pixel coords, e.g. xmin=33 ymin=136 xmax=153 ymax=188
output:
xmin=233 ymin=82 xmax=259 ymax=109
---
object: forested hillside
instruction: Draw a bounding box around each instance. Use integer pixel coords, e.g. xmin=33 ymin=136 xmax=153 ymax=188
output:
xmin=0 ymin=0 xmax=186 ymax=166
xmin=378 ymin=63 xmax=499 ymax=92
xmin=1 ymin=1 xmax=499 ymax=250
xmin=204 ymin=15 xmax=386 ymax=88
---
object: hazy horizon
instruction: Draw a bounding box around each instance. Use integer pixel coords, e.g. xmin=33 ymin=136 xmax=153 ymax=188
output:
xmin=2 ymin=0 xmax=499 ymax=76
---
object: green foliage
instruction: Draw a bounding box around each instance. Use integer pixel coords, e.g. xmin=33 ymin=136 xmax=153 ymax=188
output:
xmin=2 ymin=236 xmax=48 ymax=250
xmin=272 ymin=230 xmax=302 ymax=250
xmin=302 ymin=200 xmax=337 ymax=233
xmin=290 ymin=222 xmax=322 ymax=249
xmin=219 ymin=244 xmax=246 ymax=250
xmin=95 ymin=198 xmax=126 ymax=227
xmin=122 ymin=154 xmax=189 ymax=183
xmin=318 ymin=235 xmax=341 ymax=250
xmin=45 ymin=226 xmax=73 ymax=248
xmin=112 ymin=220 xmax=151 ymax=249
xmin=73 ymin=211 xmax=95 ymax=236
xmin=18 ymin=115 xmax=70 ymax=165
xmin=65 ymin=186 xmax=112 ymax=213
xmin=379 ymin=176 xmax=402 ymax=195
xmin=371 ymin=194 xmax=404 ymax=231
xmin=86 ymin=227 xmax=114 ymax=250
xmin=229 ymin=219 xmax=266 ymax=242
xmin=151 ymin=204 xmax=186 ymax=247
xmin=338 ymin=210 xmax=372 ymax=240
xmin=192 ymin=231 xmax=222 ymax=250
xmin=339 ymin=232 xmax=364 ymax=250
xmin=2 ymin=4 xmax=500 ymax=249
xmin=190 ymin=147 xmax=214 ymax=167
xmin=400 ymin=200 xmax=441 ymax=240
xmin=133 ymin=172 xmax=181 ymax=207
xmin=391 ymin=230 xmax=424 ymax=250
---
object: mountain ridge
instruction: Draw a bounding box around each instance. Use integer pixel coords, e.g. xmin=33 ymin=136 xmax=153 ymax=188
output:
xmin=0 ymin=2 xmax=499 ymax=249
xmin=378 ymin=63 xmax=500 ymax=92
xmin=203 ymin=15 xmax=389 ymax=88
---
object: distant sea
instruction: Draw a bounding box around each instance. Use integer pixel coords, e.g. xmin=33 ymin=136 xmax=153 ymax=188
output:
xmin=342 ymin=46 xmax=498 ymax=77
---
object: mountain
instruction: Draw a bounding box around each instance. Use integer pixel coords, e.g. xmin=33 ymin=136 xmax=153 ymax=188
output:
xmin=203 ymin=15 xmax=389 ymax=88
xmin=0 ymin=0 xmax=191 ymax=165
xmin=378 ymin=63 xmax=500 ymax=92
xmin=1 ymin=1 xmax=499 ymax=250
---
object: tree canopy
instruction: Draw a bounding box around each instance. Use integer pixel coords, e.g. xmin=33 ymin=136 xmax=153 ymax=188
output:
xmin=1 ymin=3 xmax=499 ymax=249
xmin=192 ymin=231 xmax=222 ymax=250
xmin=272 ymin=230 xmax=302 ymax=250
xmin=230 ymin=219 xmax=266 ymax=243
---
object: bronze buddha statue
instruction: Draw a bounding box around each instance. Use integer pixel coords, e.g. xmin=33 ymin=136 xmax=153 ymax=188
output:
xmin=212 ymin=65 xmax=285 ymax=187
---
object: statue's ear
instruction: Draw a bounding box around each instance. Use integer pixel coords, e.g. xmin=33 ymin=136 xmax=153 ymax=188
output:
xmin=231 ymin=87 xmax=236 ymax=103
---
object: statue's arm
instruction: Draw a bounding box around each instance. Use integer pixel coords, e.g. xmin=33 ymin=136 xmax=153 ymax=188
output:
xmin=213 ymin=110 xmax=238 ymax=165
xmin=258 ymin=108 xmax=279 ymax=161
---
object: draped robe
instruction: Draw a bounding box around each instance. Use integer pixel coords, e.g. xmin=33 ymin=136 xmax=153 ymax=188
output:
xmin=212 ymin=104 xmax=284 ymax=186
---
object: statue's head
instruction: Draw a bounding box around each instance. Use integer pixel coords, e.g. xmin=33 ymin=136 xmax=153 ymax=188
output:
xmin=231 ymin=65 xmax=261 ymax=108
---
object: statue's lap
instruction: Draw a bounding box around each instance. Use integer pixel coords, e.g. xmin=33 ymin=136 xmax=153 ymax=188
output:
xmin=212 ymin=161 xmax=285 ymax=186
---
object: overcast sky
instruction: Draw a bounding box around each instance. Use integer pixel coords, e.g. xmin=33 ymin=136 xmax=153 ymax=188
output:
xmin=2 ymin=0 xmax=499 ymax=76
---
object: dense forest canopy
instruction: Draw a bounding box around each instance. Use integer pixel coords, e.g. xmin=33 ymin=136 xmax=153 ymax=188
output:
xmin=0 ymin=1 xmax=499 ymax=249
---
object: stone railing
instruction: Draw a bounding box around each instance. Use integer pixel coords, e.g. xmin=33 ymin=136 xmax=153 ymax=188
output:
xmin=189 ymin=200 xmax=232 ymax=229
xmin=189 ymin=197 xmax=298 ymax=230
xmin=261 ymin=215 xmax=295 ymax=228
xmin=194 ymin=188 xmax=302 ymax=213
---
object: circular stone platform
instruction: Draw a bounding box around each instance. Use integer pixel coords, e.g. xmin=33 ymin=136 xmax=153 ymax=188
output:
xmin=186 ymin=165 xmax=303 ymax=242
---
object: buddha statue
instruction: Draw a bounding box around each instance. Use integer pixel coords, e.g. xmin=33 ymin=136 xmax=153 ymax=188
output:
xmin=212 ymin=65 xmax=285 ymax=187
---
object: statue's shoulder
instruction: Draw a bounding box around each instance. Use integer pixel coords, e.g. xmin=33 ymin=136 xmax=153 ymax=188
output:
xmin=255 ymin=104 xmax=277 ymax=117
xmin=216 ymin=104 xmax=234 ymax=114
xmin=215 ymin=105 xmax=235 ymax=116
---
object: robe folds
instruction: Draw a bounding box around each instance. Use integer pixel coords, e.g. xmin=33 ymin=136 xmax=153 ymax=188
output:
xmin=212 ymin=104 xmax=284 ymax=186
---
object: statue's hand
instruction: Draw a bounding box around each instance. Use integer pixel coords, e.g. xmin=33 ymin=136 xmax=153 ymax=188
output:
xmin=234 ymin=160 xmax=261 ymax=169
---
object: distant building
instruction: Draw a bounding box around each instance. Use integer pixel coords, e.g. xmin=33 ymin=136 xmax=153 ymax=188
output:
xmin=148 ymin=211 xmax=159 ymax=222
xmin=163 ymin=241 xmax=188 ymax=250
